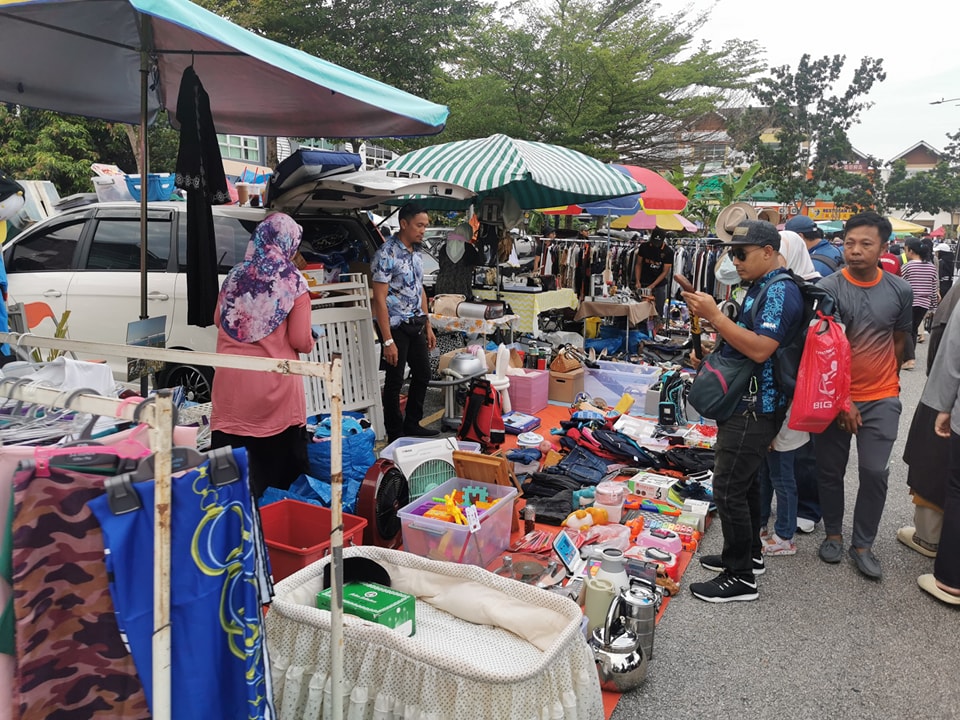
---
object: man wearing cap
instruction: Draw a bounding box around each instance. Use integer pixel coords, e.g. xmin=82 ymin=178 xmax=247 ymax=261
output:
xmin=815 ymin=212 xmax=913 ymax=580
xmin=785 ymin=215 xmax=844 ymax=277
xmin=634 ymin=227 xmax=674 ymax=317
xmin=682 ymin=219 xmax=804 ymax=602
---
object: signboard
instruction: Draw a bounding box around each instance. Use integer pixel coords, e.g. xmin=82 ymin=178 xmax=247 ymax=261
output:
xmin=126 ymin=316 xmax=166 ymax=382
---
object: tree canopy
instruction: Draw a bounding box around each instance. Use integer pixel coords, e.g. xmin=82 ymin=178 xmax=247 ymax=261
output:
xmin=433 ymin=0 xmax=764 ymax=164
xmin=733 ymin=54 xmax=886 ymax=211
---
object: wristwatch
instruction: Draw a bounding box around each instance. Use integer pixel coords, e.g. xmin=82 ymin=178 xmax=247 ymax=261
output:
xmin=383 ymin=338 xmax=395 ymax=347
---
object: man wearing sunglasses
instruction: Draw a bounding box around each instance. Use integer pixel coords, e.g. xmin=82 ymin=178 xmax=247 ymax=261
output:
xmin=682 ymin=220 xmax=805 ymax=602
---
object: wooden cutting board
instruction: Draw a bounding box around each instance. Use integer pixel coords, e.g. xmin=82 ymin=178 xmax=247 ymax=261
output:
xmin=452 ymin=450 xmax=523 ymax=532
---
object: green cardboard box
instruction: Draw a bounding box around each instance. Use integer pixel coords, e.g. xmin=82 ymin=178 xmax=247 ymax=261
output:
xmin=316 ymin=581 xmax=416 ymax=636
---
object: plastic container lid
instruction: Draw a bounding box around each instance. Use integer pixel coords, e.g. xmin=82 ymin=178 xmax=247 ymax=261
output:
xmin=595 ymin=480 xmax=626 ymax=505
xmin=517 ymin=432 xmax=543 ymax=447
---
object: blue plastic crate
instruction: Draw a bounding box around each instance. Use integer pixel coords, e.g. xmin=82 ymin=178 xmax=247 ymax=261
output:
xmin=124 ymin=173 xmax=175 ymax=202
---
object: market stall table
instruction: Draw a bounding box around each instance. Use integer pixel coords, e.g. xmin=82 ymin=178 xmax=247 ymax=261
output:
xmin=473 ymin=288 xmax=579 ymax=336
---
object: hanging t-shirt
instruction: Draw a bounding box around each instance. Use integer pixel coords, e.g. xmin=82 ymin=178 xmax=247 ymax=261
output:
xmin=88 ymin=448 xmax=276 ymax=720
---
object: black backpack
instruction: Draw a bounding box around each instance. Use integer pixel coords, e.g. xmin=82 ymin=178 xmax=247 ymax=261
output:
xmin=811 ymin=251 xmax=844 ymax=274
xmin=750 ymin=269 xmax=837 ymax=397
xmin=590 ymin=428 xmax=664 ymax=468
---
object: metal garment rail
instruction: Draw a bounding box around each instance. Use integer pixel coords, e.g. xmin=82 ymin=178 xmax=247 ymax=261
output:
xmin=0 ymin=333 xmax=349 ymax=720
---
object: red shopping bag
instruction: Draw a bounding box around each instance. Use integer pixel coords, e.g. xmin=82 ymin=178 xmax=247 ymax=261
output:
xmin=788 ymin=311 xmax=851 ymax=433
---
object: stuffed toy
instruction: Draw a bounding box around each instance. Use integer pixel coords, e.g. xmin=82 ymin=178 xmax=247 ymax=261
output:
xmin=0 ymin=170 xmax=26 ymax=245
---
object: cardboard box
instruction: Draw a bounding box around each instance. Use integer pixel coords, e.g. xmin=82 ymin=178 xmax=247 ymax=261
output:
xmin=681 ymin=499 xmax=711 ymax=532
xmin=549 ymin=367 xmax=584 ymax=404
xmin=316 ymin=581 xmax=416 ymax=636
xmin=629 ymin=472 xmax=677 ymax=501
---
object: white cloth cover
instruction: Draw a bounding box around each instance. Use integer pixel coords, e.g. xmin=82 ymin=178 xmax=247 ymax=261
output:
xmin=265 ymin=546 xmax=602 ymax=720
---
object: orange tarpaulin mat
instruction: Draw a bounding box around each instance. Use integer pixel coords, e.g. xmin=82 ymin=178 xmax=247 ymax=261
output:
xmin=498 ymin=400 xmax=704 ymax=718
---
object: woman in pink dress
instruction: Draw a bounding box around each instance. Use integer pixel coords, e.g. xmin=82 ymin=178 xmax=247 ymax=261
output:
xmin=210 ymin=212 xmax=315 ymax=497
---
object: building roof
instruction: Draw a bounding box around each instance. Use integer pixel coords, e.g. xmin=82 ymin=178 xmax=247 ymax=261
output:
xmin=887 ymin=141 xmax=943 ymax=164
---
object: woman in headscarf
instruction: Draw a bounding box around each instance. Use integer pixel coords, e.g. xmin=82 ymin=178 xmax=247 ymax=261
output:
xmin=210 ymin=212 xmax=315 ymax=497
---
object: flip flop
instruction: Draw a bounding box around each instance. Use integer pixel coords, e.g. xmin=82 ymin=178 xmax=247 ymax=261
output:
xmin=918 ymin=574 xmax=960 ymax=606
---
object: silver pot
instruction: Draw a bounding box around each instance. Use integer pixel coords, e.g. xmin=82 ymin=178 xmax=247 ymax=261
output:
xmin=588 ymin=590 xmax=648 ymax=692
xmin=447 ymin=352 xmax=486 ymax=377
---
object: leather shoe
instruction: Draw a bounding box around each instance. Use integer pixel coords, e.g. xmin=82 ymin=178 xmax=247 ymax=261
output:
xmin=848 ymin=545 xmax=882 ymax=579
xmin=404 ymin=425 xmax=440 ymax=438
xmin=818 ymin=537 xmax=844 ymax=564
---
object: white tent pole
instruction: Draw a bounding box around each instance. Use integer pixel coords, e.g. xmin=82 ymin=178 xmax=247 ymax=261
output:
xmin=328 ymin=357 xmax=344 ymax=720
xmin=152 ymin=389 xmax=173 ymax=720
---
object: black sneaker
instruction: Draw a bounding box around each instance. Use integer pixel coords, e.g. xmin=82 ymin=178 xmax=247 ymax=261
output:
xmin=690 ymin=571 xmax=759 ymax=603
xmin=403 ymin=425 xmax=440 ymax=438
xmin=699 ymin=553 xmax=765 ymax=576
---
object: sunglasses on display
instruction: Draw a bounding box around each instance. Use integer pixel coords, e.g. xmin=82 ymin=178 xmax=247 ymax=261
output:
xmin=727 ymin=246 xmax=762 ymax=262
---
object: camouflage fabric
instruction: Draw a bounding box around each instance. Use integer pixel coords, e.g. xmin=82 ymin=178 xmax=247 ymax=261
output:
xmin=12 ymin=466 xmax=150 ymax=719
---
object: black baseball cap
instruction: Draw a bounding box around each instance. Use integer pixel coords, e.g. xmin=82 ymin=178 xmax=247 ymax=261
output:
xmin=720 ymin=220 xmax=781 ymax=251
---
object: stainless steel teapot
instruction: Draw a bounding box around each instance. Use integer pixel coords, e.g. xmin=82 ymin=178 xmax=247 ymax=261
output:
xmin=587 ymin=588 xmax=648 ymax=692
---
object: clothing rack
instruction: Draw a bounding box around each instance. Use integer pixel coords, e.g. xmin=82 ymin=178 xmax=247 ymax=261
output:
xmin=0 ymin=333 xmax=348 ymax=720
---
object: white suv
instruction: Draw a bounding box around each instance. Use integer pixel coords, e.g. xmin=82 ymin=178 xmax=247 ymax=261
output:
xmin=3 ymin=170 xmax=473 ymax=400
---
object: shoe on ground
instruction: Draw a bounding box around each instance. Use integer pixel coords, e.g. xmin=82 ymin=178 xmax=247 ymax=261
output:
xmin=759 ymin=526 xmax=769 ymax=541
xmin=403 ymin=425 xmax=440 ymax=438
xmin=897 ymin=526 xmax=937 ymax=558
xmin=917 ymin=574 xmax=960 ymax=605
xmin=902 ymin=360 xmax=916 ymax=371
xmin=848 ymin=545 xmax=882 ymax=579
xmin=796 ymin=517 xmax=816 ymax=534
xmin=667 ymin=478 xmax=715 ymax=510
xmin=818 ymin=537 xmax=844 ymax=564
xmin=699 ymin=553 xmax=765 ymax=576
xmin=690 ymin=571 xmax=759 ymax=603
xmin=762 ymin=532 xmax=797 ymax=556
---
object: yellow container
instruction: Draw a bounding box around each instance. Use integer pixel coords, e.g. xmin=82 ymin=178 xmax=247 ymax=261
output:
xmin=584 ymin=316 xmax=601 ymax=339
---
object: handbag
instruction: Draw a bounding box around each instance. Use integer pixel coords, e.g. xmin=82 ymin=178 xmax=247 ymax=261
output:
xmin=550 ymin=348 xmax=582 ymax=373
xmin=432 ymin=293 xmax=465 ymax=317
xmin=687 ymin=341 xmax=757 ymax=422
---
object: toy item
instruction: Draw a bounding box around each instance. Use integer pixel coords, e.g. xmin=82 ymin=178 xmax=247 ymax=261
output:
xmin=584 ymin=506 xmax=609 ymax=525
xmin=563 ymin=508 xmax=595 ymax=531
xmin=636 ymin=527 xmax=683 ymax=555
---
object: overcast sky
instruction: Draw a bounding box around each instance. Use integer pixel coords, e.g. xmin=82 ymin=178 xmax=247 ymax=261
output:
xmin=686 ymin=0 xmax=960 ymax=162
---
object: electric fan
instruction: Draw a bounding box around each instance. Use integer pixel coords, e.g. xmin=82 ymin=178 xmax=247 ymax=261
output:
xmin=356 ymin=459 xmax=409 ymax=548
xmin=392 ymin=436 xmax=459 ymax=500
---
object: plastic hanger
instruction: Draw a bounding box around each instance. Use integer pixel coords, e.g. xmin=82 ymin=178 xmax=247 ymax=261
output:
xmin=104 ymin=446 xmax=241 ymax=515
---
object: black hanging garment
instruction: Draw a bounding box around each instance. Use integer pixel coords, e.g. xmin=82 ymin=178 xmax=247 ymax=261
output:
xmin=174 ymin=66 xmax=231 ymax=328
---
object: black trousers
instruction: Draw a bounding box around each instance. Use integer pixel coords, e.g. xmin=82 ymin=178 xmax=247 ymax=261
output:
xmin=211 ymin=425 xmax=308 ymax=498
xmin=937 ymin=432 xmax=960 ymax=589
xmin=382 ymin=319 xmax=431 ymax=441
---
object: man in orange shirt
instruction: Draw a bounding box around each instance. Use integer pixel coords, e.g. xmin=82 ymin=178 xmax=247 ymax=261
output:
xmin=815 ymin=212 xmax=913 ymax=579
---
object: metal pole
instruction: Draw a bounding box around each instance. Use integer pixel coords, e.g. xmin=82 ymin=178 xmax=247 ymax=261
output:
xmin=139 ymin=43 xmax=151 ymax=398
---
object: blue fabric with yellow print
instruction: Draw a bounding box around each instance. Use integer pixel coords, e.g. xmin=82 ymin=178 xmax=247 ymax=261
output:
xmin=371 ymin=235 xmax=425 ymax=327
xmin=88 ymin=448 xmax=276 ymax=720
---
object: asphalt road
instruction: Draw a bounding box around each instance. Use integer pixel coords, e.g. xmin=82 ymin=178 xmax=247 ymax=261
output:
xmin=611 ymin=338 xmax=959 ymax=720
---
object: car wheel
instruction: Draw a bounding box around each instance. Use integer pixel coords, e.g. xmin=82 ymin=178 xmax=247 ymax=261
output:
xmin=159 ymin=363 xmax=214 ymax=404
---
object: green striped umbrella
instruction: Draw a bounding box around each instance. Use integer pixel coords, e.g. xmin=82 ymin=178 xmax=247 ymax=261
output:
xmin=384 ymin=134 xmax=644 ymax=210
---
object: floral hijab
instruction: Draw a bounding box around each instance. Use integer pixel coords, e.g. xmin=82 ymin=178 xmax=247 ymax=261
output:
xmin=218 ymin=212 xmax=309 ymax=343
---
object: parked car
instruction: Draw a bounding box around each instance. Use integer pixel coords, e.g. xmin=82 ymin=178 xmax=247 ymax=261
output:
xmin=3 ymin=170 xmax=473 ymax=401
